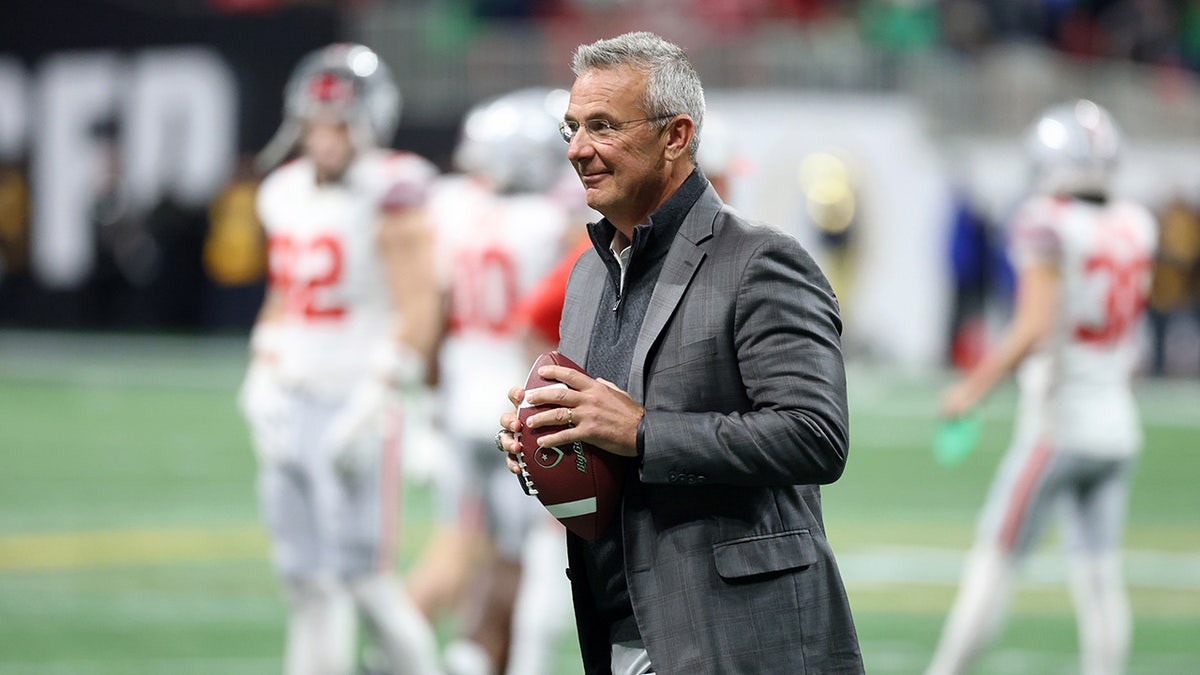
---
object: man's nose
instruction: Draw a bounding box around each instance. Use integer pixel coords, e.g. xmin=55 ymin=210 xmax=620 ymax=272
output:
xmin=566 ymin=132 xmax=592 ymax=162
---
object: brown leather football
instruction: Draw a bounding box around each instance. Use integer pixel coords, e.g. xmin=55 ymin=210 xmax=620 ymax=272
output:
xmin=517 ymin=351 xmax=626 ymax=541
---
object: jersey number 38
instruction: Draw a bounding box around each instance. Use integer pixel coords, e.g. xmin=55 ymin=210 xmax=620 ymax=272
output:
xmin=1074 ymin=223 xmax=1151 ymax=346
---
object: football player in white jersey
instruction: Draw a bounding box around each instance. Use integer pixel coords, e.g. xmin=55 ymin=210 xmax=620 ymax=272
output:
xmin=407 ymin=87 xmax=578 ymax=675
xmin=238 ymin=43 xmax=443 ymax=675
xmin=927 ymin=100 xmax=1157 ymax=675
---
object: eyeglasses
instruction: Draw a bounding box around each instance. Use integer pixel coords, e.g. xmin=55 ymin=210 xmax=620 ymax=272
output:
xmin=558 ymin=114 xmax=678 ymax=143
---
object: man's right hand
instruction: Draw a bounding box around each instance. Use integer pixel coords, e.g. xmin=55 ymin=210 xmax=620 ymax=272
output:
xmin=497 ymin=384 xmax=526 ymax=476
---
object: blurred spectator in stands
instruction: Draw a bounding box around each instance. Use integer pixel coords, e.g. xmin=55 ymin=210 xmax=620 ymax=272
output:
xmin=1147 ymin=192 xmax=1200 ymax=376
xmin=859 ymin=0 xmax=939 ymax=51
xmin=939 ymin=0 xmax=995 ymax=54
xmin=799 ymin=150 xmax=862 ymax=315
xmin=0 ymin=159 xmax=31 ymax=318
xmin=858 ymin=0 xmax=938 ymax=85
xmin=87 ymin=124 xmax=158 ymax=327
xmin=945 ymin=188 xmax=1002 ymax=370
xmin=201 ymin=155 xmax=268 ymax=330
xmin=1096 ymin=0 xmax=1177 ymax=64
xmin=1179 ymin=0 xmax=1200 ymax=70
xmin=469 ymin=0 xmax=556 ymax=18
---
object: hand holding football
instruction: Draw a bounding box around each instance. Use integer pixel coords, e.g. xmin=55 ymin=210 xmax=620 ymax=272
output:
xmin=516 ymin=351 xmax=626 ymax=540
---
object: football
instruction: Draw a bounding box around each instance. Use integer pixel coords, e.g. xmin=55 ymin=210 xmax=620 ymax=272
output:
xmin=517 ymin=351 xmax=626 ymax=541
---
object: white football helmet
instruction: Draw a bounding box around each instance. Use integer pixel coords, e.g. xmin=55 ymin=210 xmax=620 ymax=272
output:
xmin=1025 ymin=99 xmax=1121 ymax=197
xmin=257 ymin=43 xmax=400 ymax=172
xmin=453 ymin=87 xmax=570 ymax=194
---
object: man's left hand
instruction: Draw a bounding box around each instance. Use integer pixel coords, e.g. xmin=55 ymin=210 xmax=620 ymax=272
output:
xmin=521 ymin=365 xmax=644 ymax=458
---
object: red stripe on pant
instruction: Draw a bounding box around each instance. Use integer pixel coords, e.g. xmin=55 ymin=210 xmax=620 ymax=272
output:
xmin=997 ymin=441 xmax=1052 ymax=551
xmin=377 ymin=402 xmax=405 ymax=573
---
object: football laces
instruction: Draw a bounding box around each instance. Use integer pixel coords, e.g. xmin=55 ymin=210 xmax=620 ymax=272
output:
xmin=516 ymin=449 xmax=538 ymax=496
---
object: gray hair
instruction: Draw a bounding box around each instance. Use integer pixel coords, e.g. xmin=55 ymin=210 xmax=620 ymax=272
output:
xmin=572 ymin=31 xmax=705 ymax=162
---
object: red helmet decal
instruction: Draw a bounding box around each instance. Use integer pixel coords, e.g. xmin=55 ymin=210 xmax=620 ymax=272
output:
xmin=308 ymin=72 xmax=354 ymax=104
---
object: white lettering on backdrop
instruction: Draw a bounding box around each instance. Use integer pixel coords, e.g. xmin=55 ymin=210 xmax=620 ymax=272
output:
xmin=18 ymin=47 xmax=236 ymax=289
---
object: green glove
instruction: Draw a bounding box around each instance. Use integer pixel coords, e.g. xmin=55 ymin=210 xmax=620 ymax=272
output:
xmin=933 ymin=413 xmax=981 ymax=468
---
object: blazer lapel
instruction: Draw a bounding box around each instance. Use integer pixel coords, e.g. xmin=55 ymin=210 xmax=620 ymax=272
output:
xmin=627 ymin=185 xmax=722 ymax=403
xmin=559 ymin=249 xmax=605 ymax=370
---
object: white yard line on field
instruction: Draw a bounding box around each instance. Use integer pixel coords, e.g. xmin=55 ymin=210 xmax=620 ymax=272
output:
xmin=838 ymin=545 xmax=1200 ymax=589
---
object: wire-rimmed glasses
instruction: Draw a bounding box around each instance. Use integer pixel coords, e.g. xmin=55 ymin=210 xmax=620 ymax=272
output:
xmin=558 ymin=114 xmax=678 ymax=143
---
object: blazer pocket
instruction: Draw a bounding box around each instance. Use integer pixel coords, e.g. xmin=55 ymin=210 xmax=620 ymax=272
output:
xmin=713 ymin=529 xmax=816 ymax=581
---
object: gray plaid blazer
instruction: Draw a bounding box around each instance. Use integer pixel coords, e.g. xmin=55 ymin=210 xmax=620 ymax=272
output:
xmin=560 ymin=183 xmax=864 ymax=674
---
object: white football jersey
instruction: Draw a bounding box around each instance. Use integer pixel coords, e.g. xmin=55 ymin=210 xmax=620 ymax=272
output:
xmin=256 ymin=149 xmax=437 ymax=393
xmin=430 ymin=175 xmax=575 ymax=440
xmin=1008 ymin=194 xmax=1157 ymax=457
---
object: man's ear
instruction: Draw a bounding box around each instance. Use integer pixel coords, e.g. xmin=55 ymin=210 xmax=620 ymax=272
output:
xmin=663 ymin=115 xmax=695 ymax=162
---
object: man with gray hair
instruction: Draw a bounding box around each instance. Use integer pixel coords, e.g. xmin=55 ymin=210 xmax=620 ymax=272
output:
xmin=497 ymin=31 xmax=863 ymax=674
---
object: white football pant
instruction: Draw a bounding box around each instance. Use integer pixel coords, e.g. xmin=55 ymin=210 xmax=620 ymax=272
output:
xmin=443 ymin=639 xmax=495 ymax=675
xmin=1068 ymin=552 xmax=1130 ymax=675
xmin=284 ymin=576 xmax=356 ymax=675
xmin=505 ymin=519 xmax=573 ymax=675
xmin=351 ymin=572 xmax=444 ymax=675
xmin=925 ymin=544 xmax=1014 ymax=675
